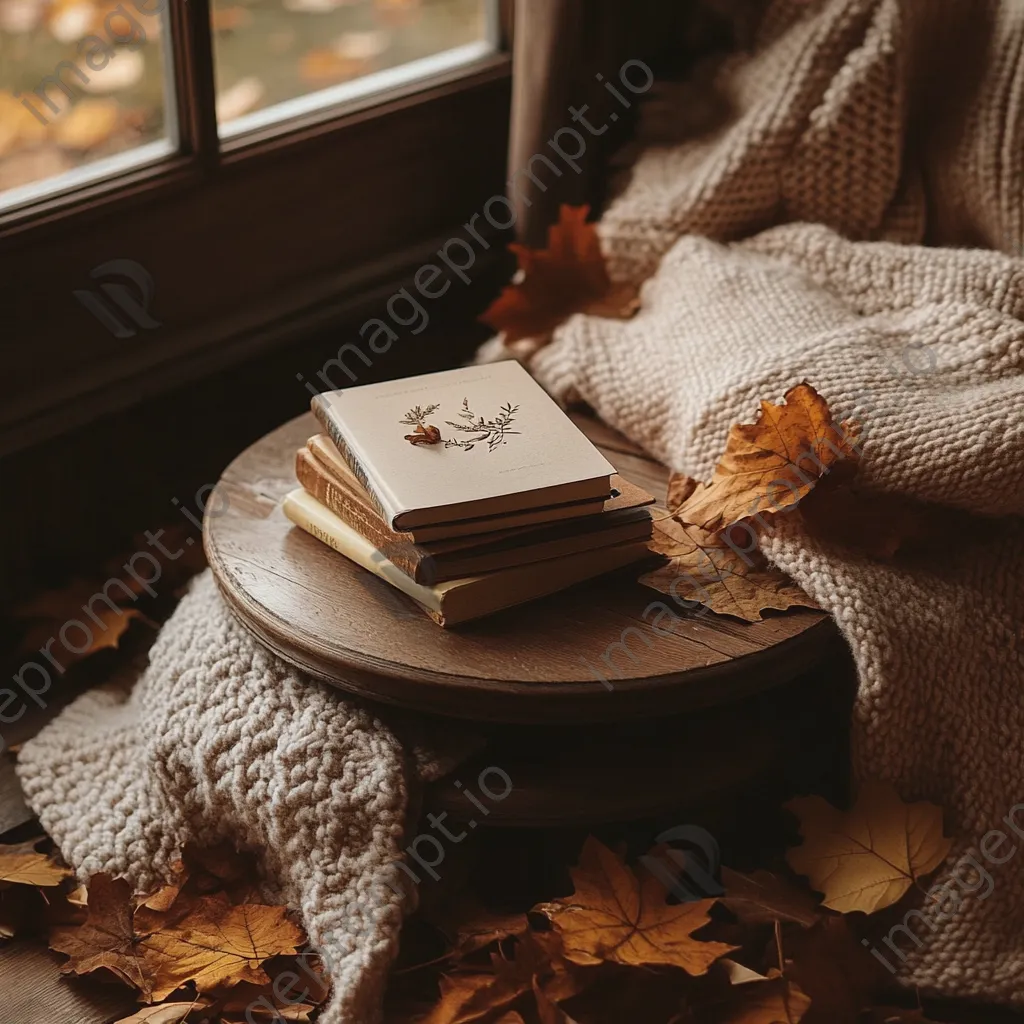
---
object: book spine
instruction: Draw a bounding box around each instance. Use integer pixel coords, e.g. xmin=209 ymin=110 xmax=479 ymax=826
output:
xmin=295 ymin=452 xmax=428 ymax=583
xmin=311 ymin=395 xmax=395 ymax=528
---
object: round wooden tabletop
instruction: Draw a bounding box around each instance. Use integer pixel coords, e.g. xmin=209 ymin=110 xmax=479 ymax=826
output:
xmin=205 ymin=411 xmax=838 ymax=724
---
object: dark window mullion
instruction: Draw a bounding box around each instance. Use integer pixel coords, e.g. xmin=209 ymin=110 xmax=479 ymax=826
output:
xmin=168 ymin=0 xmax=220 ymax=168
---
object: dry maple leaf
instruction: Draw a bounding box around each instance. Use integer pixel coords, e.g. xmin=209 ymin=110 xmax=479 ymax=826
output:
xmin=534 ymin=836 xmax=735 ymax=974
xmin=481 ymin=204 xmax=640 ymax=345
xmin=639 ymin=513 xmax=818 ymax=622
xmin=786 ymin=782 xmax=952 ymax=915
xmin=144 ymin=894 xmax=305 ymax=1001
xmin=422 ymin=947 xmax=535 ymax=1024
xmin=678 ymin=383 xmax=860 ymax=533
xmin=0 ymin=845 xmax=71 ymax=887
xmin=719 ymin=868 xmax=821 ymax=928
xmin=51 ymin=873 xmax=163 ymax=997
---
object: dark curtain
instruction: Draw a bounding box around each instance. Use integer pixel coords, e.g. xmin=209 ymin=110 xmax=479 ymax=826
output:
xmin=506 ymin=0 xmax=713 ymax=244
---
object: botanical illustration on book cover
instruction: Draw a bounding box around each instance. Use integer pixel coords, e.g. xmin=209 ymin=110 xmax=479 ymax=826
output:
xmin=400 ymin=397 xmax=521 ymax=452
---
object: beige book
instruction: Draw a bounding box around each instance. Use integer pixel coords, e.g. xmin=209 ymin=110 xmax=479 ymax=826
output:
xmin=282 ymin=488 xmax=652 ymax=627
xmin=310 ymin=360 xmax=615 ymax=529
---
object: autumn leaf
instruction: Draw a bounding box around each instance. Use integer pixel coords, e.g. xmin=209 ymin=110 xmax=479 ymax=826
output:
xmin=639 ymin=512 xmax=818 ymax=622
xmin=422 ymin=948 xmax=534 ymax=1024
xmin=111 ymin=1004 xmax=198 ymax=1024
xmin=677 ymin=383 xmax=860 ymax=533
xmin=481 ymin=205 xmax=640 ymax=345
xmin=16 ymin=577 xmax=148 ymax=666
xmin=716 ymin=976 xmax=812 ymax=1023
xmin=51 ymin=872 xmax=305 ymax=1002
xmin=532 ymin=976 xmax=579 ymax=1024
xmin=0 ymin=844 xmax=71 ymax=887
xmin=51 ymin=873 xmax=163 ymax=996
xmin=784 ymin=916 xmax=893 ymax=1023
xmin=429 ymin=897 xmax=530 ymax=957
xmin=405 ymin=423 xmax=443 ymax=446
xmin=144 ymin=894 xmax=305 ymax=1000
xmin=719 ymin=867 xmax=821 ymax=928
xmin=786 ymin=782 xmax=952 ymax=914
xmin=534 ymin=836 xmax=734 ymax=974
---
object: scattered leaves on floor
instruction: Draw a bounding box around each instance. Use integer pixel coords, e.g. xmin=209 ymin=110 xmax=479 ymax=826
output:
xmin=786 ymin=781 xmax=952 ymax=914
xmin=535 ymin=836 xmax=735 ymax=973
xmin=481 ymin=205 xmax=640 ymax=347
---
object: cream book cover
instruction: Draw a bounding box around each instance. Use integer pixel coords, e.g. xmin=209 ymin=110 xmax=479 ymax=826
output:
xmin=311 ymin=360 xmax=615 ymax=529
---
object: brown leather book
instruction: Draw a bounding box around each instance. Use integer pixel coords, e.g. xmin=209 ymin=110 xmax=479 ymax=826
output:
xmin=295 ymin=443 xmax=654 ymax=585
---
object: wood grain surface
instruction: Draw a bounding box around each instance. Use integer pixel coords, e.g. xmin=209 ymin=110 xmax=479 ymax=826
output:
xmin=205 ymin=411 xmax=839 ymax=723
xmin=0 ymin=942 xmax=136 ymax=1024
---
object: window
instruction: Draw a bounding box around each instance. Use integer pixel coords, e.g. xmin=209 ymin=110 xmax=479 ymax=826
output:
xmin=0 ymin=0 xmax=511 ymax=456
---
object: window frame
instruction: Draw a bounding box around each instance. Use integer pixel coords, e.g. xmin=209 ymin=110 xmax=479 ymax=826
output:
xmin=0 ymin=0 xmax=513 ymax=456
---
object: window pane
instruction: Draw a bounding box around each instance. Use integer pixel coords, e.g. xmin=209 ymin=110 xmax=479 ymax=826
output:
xmin=212 ymin=0 xmax=492 ymax=135
xmin=0 ymin=0 xmax=174 ymax=209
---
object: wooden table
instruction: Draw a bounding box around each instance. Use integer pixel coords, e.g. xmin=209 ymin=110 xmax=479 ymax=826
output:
xmin=206 ymin=412 xmax=838 ymax=724
xmin=205 ymin=411 xmax=847 ymax=824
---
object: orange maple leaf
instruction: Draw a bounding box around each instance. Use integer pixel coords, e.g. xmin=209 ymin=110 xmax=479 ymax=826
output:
xmin=534 ymin=836 xmax=735 ymax=974
xmin=481 ymin=205 xmax=640 ymax=345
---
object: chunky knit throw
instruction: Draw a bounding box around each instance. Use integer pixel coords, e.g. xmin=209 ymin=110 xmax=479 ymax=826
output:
xmin=17 ymin=572 xmax=471 ymax=1024
xmin=480 ymin=0 xmax=1024 ymax=1002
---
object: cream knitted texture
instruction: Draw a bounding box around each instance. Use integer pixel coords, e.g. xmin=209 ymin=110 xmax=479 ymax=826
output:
xmin=17 ymin=571 xmax=463 ymax=1024
xmin=495 ymin=0 xmax=1024 ymax=1003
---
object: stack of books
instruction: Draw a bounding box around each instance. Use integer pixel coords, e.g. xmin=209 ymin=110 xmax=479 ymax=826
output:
xmin=283 ymin=361 xmax=655 ymax=627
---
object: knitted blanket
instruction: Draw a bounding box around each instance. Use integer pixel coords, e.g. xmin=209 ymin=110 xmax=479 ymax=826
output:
xmin=17 ymin=571 xmax=472 ymax=1024
xmin=479 ymin=0 xmax=1024 ymax=1002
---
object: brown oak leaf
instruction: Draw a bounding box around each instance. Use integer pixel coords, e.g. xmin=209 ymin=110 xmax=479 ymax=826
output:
xmin=481 ymin=205 xmax=640 ymax=346
xmin=786 ymin=782 xmax=952 ymax=915
xmin=639 ymin=513 xmax=818 ymax=622
xmin=678 ymin=383 xmax=860 ymax=533
xmin=534 ymin=836 xmax=735 ymax=974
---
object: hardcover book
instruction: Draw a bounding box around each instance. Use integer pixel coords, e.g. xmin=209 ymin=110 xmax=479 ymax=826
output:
xmin=295 ymin=443 xmax=654 ymax=583
xmin=310 ymin=360 xmax=615 ymax=530
xmin=282 ymin=488 xmax=653 ymax=627
xmin=306 ymin=434 xmax=611 ymax=542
